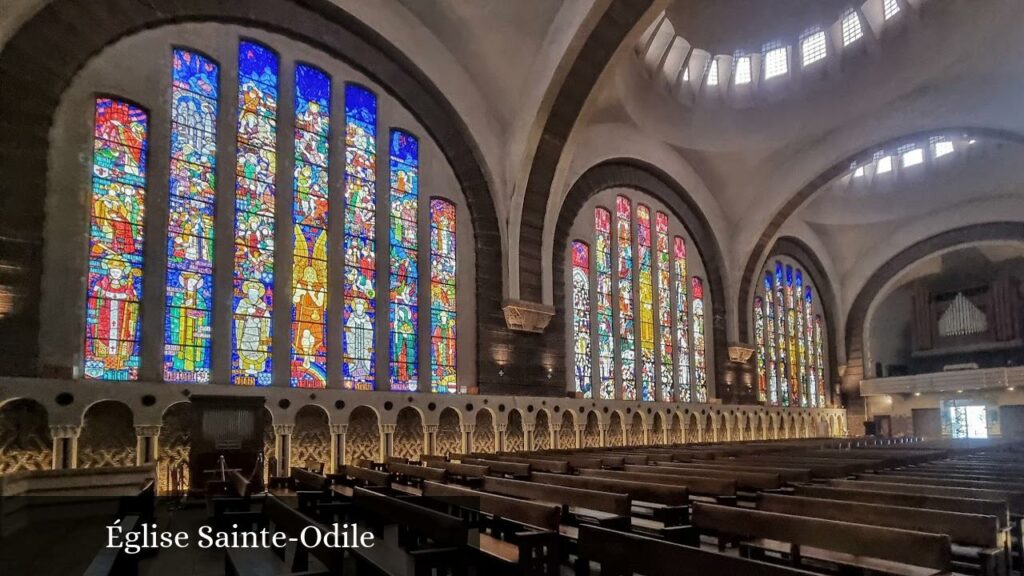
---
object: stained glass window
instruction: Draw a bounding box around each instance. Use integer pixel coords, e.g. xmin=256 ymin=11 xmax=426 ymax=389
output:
xmin=796 ymin=269 xmax=807 ymax=407
xmin=232 ymin=41 xmax=277 ymax=386
xmin=691 ymin=276 xmax=707 ymax=402
xmin=764 ymin=272 xmax=778 ymax=405
xmin=786 ymin=265 xmax=799 ymax=406
xmin=815 ymin=315 xmax=826 ymax=406
xmin=636 ymin=205 xmax=655 ymax=401
xmin=775 ymin=262 xmax=788 ymax=406
xmin=674 ymin=237 xmax=691 ymax=402
xmin=595 ymin=208 xmax=615 ymax=400
xmin=343 ymin=84 xmax=377 ymax=390
xmin=571 ymin=241 xmax=593 ymax=397
xmin=656 ymin=213 xmax=673 ymax=402
xmin=290 ymin=64 xmax=330 ymax=388
xmin=805 ymin=285 xmax=817 ymax=408
xmin=430 ymin=199 xmax=457 ymax=393
xmin=165 ymin=50 xmax=216 ymax=383
xmin=616 ymin=196 xmax=636 ymax=400
xmin=85 ymin=98 xmax=148 ymax=380
xmin=389 ymin=130 xmax=419 ymax=392
xmin=754 ymin=296 xmax=766 ymax=403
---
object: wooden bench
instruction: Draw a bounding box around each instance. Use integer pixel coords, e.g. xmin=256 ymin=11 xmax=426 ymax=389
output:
xmin=389 ymin=462 xmax=447 ymax=488
xmin=328 ymin=465 xmax=390 ymax=497
xmin=442 ymin=462 xmax=489 ymax=487
xmin=84 ymin=515 xmax=141 ymax=576
xmin=481 ymin=475 xmax=630 ymax=529
xmin=420 ymin=454 xmax=448 ymax=467
xmin=579 ymin=468 xmax=737 ymax=504
xmin=462 ymin=458 xmax=531 ymax=480
xmin=422 ymin=480 xmax=561 ymax=574
xmin=224 ymin=494 xmax=343 ymax=576
xmin=531 ymin=471 xmax=689 ymax=527
xmin=672 ymin=461 xmax=812 ymax=483
xmin=794 ymin=484 xmax=1011 ymax=527
xmin=577 ymin=524 xmax=818 ymax=576
xmin=829 ymin=479 xmax=1024 ymax=515
xmin=860 ymin=473 xmax=1024 ymax=493
xmin=207 ymin=470 xmax=257 ymax=527
xmin=691 ymin=502 xmax=954 ymax=576
xmin=758 ymin=493 xmax=1007 ymax=576
xmin=626 ymin=463 xmax=783 ymax=491
xmin=495 ymin=455 xmax=570 ymax=474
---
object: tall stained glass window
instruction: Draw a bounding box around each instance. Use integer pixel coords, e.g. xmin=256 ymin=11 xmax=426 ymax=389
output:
xmin=571 ymin=241 xmax=593 ymax=397
xmin=636 ymin=205 xmax=655 ymax=401
xmin=595 ymin=208 xmax=615 ymax=400
xmin=430 ymin=199 xmax=457 ymax=393
xmin=343 ymin=84 xmax=377 ymax=390
xmin=756 ymin=260 xmax=828 ymax=406
xmin=616 ymin=196 xmax=636 ymax=400
xmin=674 ymin=237 xmax=690 ymax=402
xmin=656 ymin=213 xmax=673 ymax=402
xmin=85 ymin=98 xmax=148 ymax=380
xmin=389 ymin=130 xmax=419 ymax=391
xmin=290 ymin=64 xmax=330 ymax=388
xmin=691 ymin=276 xmax=707 ymax=402
xmin=165 ymin=50 xmax=217 ymax=382
xmin=232 ymin=41 xmax=277 ymax=386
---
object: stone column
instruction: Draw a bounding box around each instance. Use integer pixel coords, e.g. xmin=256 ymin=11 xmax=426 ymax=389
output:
xmin=49 ymin=424 xmax=81 ymax=470
xmin=134 ymin=425 xmax=162 ymax=466
xmin=662 ymin=423 xmax=670 ymax=445
xmin=380 ymin=424 xmax=396 ymax=461
xmin=496 ymin=424 xmax=507 ymax=453
xmin=425 ymin=424 xmax=438 ymax=456
xmin=329 ymin=424 xmax=347 ymax=472
xmin=642 ymin=425 xmax=650 ymax=445
xmin=273 ymin=424 xmax=294 ymax=476
xmin=461 ymin=423 xmax=475 ymax=454
xmin=523 ymin=423 xmax=535 ymax=452
xmin=550 ymin=424 xmax=561 ymax=450
xmin=574 ymin=424 xmax=585 ymax=448
xmin=599 ymin=425 xmax=608 ymax=447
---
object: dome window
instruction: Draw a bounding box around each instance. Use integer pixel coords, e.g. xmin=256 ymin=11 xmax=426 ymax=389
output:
xmin=801 ymin=30 xmax=827 ymax=66
xmin=734 ymin=56 xmax=752 ymax=85
xmin=763 ymin=43 xmax=788 ymax=79
xmin=841 ymin=10 xmax=864 ymax=47
xmin=883 ymin=0 xmax=901 ymax=20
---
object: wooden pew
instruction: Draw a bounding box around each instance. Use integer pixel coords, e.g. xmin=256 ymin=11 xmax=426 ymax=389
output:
xmin=224 ymin=494 xmax=343 ymax=576
xmin=829 ymin=479 xmax=1024 ymax=515
xmin=794 ymin=484 xmax=1011 ymax=527
xmin=461 ymin=458 xmax=531 ymax=480
xmin=668 ymin=460 xmax=812 ymax=483
xmin=860 ymin=473 xmax=1024 ymax=493
xmin=626 ymin=463 xmax=783 ymax=491
xmin=328 ymin=465 xmax=390 ymax=497
xmin=207 ymin=470 xmax=256 ymax=527
xmin=442 ymin=462 xmax=489 ymax=487
xmin=84 ymin=515 xmax=141 ymax=576
xmin=758 ymin=493 xmax=1007 ymax=576
xmin=691 ymin=502 xmax=954 ymax=576
xmin=420 ymin=454 xmax=448 ymax=467
xmin=481 ymin=476 xmax=630 ymax=530
xmin=531 ymin=472 xmax=689 ymax=526
xmin=422 ymin=480 xmax=561 ymax=574
xmin=388 ymin=462 xmax=447 ymax=488
xmin=579 ymin=468 xmax=737 ymax=504
xmin=577 ymin=524 xmax=818 ymax=576
xmin=494 ymin=455 xmax=571 ymax=474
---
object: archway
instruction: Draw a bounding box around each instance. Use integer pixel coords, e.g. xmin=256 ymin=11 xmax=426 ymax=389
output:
xmin=652 ymin=412 xmax=665 ymax=444
xmin=670 ymin=413 xmax=683 ymax=444
xmin=583 ymin=411 xmax=601 ymax=448
xmin=347 ymin=406 xmax=381 ymax=465
xmin=436 ymin=408 xmax=462 ymax=457
xmin=705 ymin=414 xmax=715 ymax=443
xmin=393 ymin=407 xmax=424 ymax=461
xmin=559 ymin=411 xmax=577 ymax=448
xmin=687 ymin=414 xmax=700 ymax=443
xmin=534 ymin=410 xmax=551 ymax=450
xmin=505 ymin=410 xmax=525 ymax=452
xmin=79 ymin=401 xmax=135 ymax=468
xmin=293 ymin=405 xmax=330 ymax=471
xmin=743 ymin=414 xmax=753 ymax=441
xmin=473 ymin=409 xmax=497 ymax=453
xmin=159 ymin=402 xmax=193 ymax=494
xmin=607 ymin=412 xmax=625 ymax=447
xmin=628 ymin=413 xmax=645 ymax=446
xmin=0 ymin=399 xmax=51 ymax=473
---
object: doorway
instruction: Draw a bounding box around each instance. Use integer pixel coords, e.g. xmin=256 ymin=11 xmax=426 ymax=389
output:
xmin=949 ymin=405 xmax=988 ymax=439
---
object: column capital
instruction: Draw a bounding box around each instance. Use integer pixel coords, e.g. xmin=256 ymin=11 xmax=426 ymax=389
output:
xmin=425 ymin=424 xmax=439 ymax=434
xmin=549 ymin=423 xmax=562 ymax=433
xmin=495 ymin=424 xmax=508 ymax=433
xmin=134 ymin=425 xmax=162 ymax=437
xmin=273 ymin=424 xmax=295 ymax=435
xmin=522 ymin=423 xmax=535 ymax=432
xmin=574 ymin=424 xmax=586 ymax=432
xmin=460 ymin=423 xmax=476 ymax=433
xmin=330 ymin=424 xmax=348 ymax=435
xmin=380 ymin=424 xmax=397 ymax=434
xmin=50 ymin=424 xmax=81 ymax=439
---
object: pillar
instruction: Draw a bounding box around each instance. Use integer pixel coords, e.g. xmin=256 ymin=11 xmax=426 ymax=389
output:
xmin=662 ymin=422 xmax=670 ymax=444
xmin=575 ymin=424 xmax=584 ymax=448
xmin=329 ymin=424 xmax=347 ymax=472
xmin=642 ymin=425 xmax=650 ymax=445
xmin=134 ymin=425 xmax=161 ymax=466
xmin=49 ymin=424 xmax=81 ymax=470
xmin=425 ymin=424 xmax=438 ymax=456
xmin=599 ymin=425 xmax=608 ymax=447
xmin=380 ymin=424 xmax=396 ymax=461
xmin=273 ymin=424 xmax=294 ymax=476
xmin=496 ymin=424 xmax=507 ymax=453
xmin=461 ymin=423 xmax=475 ymax=454
xmin=523 ymin=423 xmax=535 ymax=452
xmin=550 ymin=424 xmax=561 ymax=450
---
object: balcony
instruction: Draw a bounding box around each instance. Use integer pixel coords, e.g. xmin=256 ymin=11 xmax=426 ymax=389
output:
xmin=860 ymin=366 xmax=1024 ymax=396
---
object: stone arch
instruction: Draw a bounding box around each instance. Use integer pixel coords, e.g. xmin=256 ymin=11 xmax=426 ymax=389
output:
xmin=293 ymin=405 xmax=330 ymax=471
xmin=652 ymin=412 xmax=665 ymax=444
xmin=627 ymin=412 xmax=645 ymax=446
xmin=607 ymin=412 xmax=625 ymax=447
xmin=158 ymin=401 xmax=193 ymax=495
xmin=347 ymin=406 xmax=381 ymax=465
xmin=791 ymin=414 xmax=800 ymax=439
xmin=393 ymin=407 xmax=425 ymax=461
xmin=436 ymin=408 xmax=462 ymax=457
xmin=79 ymin=400 xmax=135 ymax=468
xmin=559 ymin=411 xmax=577 ymax=448
xmin=583 ymin=411 xmax=601 ymax=448
xmin=687 ymin=413 xmax=700 ymax=443
xmin=704 ymin=414 xmax=715 ymax=443
xmin=473 ymin=409 xmax=497 ymax=454
xmin=0 ymin=398 xmax=52 ymax=473
xmin=534 ymin=410 xmax=551 ymax=450
xmin=670 ymin=412 xmax=683 ymax=444
xmin=505 ymin=409 xmax=525 ymax=452
xmin=742 ymin=413 xmax=753 ymax=441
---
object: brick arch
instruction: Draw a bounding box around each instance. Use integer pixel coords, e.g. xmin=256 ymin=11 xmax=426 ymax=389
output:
xmin=0 ymin=0 xmax=503 ymax=384
xmin=548 ymin=160 xmax=729 ymax=396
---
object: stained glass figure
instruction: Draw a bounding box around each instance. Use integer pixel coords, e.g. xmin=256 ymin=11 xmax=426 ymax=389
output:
xmin=674 ymin=237 xmax=691 ymax=402
xmin=165 ymin=50 xmax=217 ymax=383
xmin=805 ymin=285 xmax=817 ymax=408
xmin=786 ymin=265 xmax=799 ymax=406
xmin=389 ymin=130 xmax=419 ymax=391
xmin=636 ymin=205 xmax=655 ymax=401
xmin=570 ymin=241 xmax=593 ymax=397
xmin=343 ymin=84 xmax=377 ymax=390
xmin=290 ymin=64 xmax=330 ymax=388
xmin=815 ymin=315 xmax=826 ymax=406
xmin=754 ymin=296 xmax=766 ymax=403
xmin=232 ymin=41 xmax=277 ymax=386
xmin=764 ymin=272 xmax=779 ymax=405
xmin=775 ymin=262 xmax=789 ymax=406
xmin=85 ymin=98 xmax=148 ymax=380
xmin=656 ymin=213 xmax=673 ymax=402
xmin=595 ymin=208 xmax=615 ymax=400
xmin=796 ymin=269 xmax=807 ymax=407
xmin=616 ymin=196 xmax=636 ymax=400
xmin=430 ymin=199 xmax=457 ymax=393
xmin=691 ymin=276 xmax=707 ymax=402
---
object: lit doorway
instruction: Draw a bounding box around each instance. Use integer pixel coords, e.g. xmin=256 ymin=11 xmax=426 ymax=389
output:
xmin=949 ymin=405 xmax=988 ymax=439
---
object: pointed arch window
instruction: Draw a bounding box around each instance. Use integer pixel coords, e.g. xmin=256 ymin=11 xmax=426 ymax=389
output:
xmin=389 ymin=130 xmax=419 ymax=391
xmin=594 ymin=208 xmax=615 ymax=400
xmin=429 ymin=199 xmax=457 ymax=393
xmin=616 ymin=196 xmax=637 ymax=400
xmin=571 ymin=241 xmax=593 ymax=397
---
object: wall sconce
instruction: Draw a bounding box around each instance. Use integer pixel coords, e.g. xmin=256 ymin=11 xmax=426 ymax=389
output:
xmin=546 ymin=368 xmax=552 ymax=380
xmin=498 ymin=368 xmax=505 ymax=378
